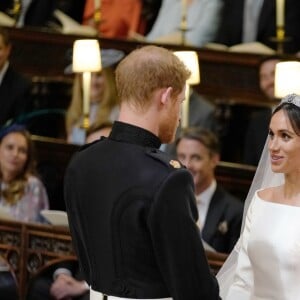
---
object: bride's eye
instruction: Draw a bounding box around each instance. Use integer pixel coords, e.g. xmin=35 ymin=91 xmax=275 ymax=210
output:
xmin=281 ymin=132 xmax=291 ymax=141
xmin=268 ymin=130 xmax=274 ymax=139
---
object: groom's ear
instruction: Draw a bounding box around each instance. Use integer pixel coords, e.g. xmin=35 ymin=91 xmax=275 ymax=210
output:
xmin=160 ymin=87 xmax=173 ymax=105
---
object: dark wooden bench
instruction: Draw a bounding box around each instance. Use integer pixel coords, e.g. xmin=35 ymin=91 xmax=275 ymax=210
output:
xmin=0 ymin=218 xmax=227 ymax=300
xmin=216 ymin=161 xmax=256 ymax=201
xmin=6 ymin=26 xmax=281 ymax=106
xmin=0 ymin=218 xmax=75 ymax=300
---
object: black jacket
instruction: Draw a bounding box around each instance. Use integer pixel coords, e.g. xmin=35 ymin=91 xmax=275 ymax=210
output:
xmin=215 ymin=0 xmax=300 ymax=53
xmin=202 ymin=185 xmax=243 ymax=254
xmin=0 ymin=66 xmax=31 ymax=126
xmin=65 ymin=121 xmax=220 ymax=300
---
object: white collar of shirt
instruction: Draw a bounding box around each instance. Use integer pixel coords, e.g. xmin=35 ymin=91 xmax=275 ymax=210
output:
xmin=195 ymin=179 xmax=217 ymax=229
xmin=0 ymin=61 xmax=9 ymax=86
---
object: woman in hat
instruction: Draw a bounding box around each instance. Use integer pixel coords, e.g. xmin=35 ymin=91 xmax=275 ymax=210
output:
xmin=66 ymin=49 xmax=124 ymax=145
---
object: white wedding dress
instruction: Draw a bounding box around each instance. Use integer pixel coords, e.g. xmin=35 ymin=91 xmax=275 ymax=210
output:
xmin=226 ymin=191 xmax=300 ymax=300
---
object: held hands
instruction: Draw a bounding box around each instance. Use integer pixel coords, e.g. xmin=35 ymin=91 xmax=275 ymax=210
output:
xmin=50 ymin=273 xmax=89 ymax=300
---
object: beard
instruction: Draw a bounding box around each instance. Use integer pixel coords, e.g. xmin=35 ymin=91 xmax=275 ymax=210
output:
xmin=158 ymin=114 xmax=179 ymax=144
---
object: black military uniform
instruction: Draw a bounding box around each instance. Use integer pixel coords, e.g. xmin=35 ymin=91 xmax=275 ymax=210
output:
xmin=65 ymin=121 xmax=220 ymax=300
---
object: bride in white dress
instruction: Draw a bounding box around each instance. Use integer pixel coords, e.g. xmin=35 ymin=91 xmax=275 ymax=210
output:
xmin=217 ymin=93 xmax=300 ymax=300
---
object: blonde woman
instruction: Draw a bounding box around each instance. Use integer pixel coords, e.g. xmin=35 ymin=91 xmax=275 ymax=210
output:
xmin=66 ymin=49 xmax=124 ymax=145
xmin=0 ymin=124 xmax=48 ymax=223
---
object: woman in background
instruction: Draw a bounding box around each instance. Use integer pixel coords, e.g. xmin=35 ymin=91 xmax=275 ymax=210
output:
xmin=66 ymin=49 xmax=124 ymax=145
xmin=0 ymin=124 xmax=48 ymax=223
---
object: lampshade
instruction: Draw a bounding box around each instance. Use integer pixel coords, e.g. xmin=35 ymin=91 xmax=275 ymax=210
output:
xmin=174 ymin=51 xmax=200 ymax=85
xmin=72 ymin=39 xmax=102 ymax=72
xmin=275 ymin=61 xmax=300 ymax=98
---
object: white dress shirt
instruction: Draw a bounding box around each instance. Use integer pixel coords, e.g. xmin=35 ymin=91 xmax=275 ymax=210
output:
xmin=195 ymin=180 xmax=216 ymax=229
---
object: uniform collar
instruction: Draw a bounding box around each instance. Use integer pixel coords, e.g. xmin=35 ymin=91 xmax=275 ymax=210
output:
xmin=109 ymin=121 xmax=161 ymax=149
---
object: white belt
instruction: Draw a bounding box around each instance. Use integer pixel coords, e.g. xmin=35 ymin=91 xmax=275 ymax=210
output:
xmin=90 ymin=288 xmax=172 ymax=300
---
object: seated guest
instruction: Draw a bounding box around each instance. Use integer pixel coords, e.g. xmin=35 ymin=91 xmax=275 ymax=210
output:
xmin=243 ymin=56 xmax=280 ymax=165
xmin=0 ymin=124 xmax=49 ymax=222
xmin=66 ymin=49 xmax=124 ymax=145
xmin=215 ymin=0 xmax=300 ymax=53
xmin=0 ymin=124 xmax=49 ymax=300
xmin=176 ymin=127 xmax=243 ymax=253
xmin=0 ymin=27 xmax=31 ymax=127
xmin=146 ymin=0 xmax=223 ymax=47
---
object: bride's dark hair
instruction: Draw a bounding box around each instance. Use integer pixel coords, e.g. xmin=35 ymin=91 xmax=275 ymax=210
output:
xmin=273 ymin=98 xmax=300 ymax=136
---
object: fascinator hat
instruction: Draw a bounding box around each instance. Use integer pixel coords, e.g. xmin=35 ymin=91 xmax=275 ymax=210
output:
xmin=64 ymin=49 xmax=125 ymax=74
xmin=217 ymin=93 xmax=300 ymax=298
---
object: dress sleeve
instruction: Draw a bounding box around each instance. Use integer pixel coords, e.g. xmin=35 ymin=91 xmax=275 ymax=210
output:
xmin=148 ymin=169 xmax=220 ymax=300
xmin=226 ymin=201 xmax=255 ymax=300
xmin=27 ymin=177 xmax=49 ymax=222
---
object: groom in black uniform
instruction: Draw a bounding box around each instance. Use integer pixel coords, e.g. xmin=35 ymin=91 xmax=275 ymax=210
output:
xmin=65 ymin=45 xmax=220 ymax=300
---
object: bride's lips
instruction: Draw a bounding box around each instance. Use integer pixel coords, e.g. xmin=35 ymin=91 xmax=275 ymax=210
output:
xmin=270 ymin=154 xmax=283 ymax=164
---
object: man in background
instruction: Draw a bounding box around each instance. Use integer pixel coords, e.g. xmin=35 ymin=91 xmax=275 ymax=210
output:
xmin=0 ymin=27 xmax=31 ymax=127
xmin=215 ymin=0 xmax=300 ymax=53
xmin=176 ymin=127 xmax=243 ymax=253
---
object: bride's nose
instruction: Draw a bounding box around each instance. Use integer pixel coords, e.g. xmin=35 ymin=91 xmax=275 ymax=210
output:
xmin=268 ymin=136 xmax=279 ymax=151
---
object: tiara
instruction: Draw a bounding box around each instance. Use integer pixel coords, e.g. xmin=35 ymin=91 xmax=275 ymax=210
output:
xmin=280 ymin=93 xmax=300 ymax=107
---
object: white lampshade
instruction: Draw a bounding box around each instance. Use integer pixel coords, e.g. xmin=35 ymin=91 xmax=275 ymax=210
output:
xmin=72 ymin=39 xmax=102 ymax=72
xmin=275 ymin=61 xmax=300 ymax=98
xmin=174 ymin=51 xmax=200 ymax=85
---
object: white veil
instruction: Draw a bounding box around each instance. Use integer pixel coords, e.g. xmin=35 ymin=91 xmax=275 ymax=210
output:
xmin=215 ymin=93 xmax=298 ymax=298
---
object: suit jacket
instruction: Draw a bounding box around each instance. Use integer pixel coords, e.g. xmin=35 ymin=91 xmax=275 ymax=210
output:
xmin=24 ymin=0 xmax=86 ymax=26
xmin=243 ymin=107 xmax=271 ymax=166
xmin=65 ymin=121 xmax=220 ymax=299
xmin=0 ymin=66 xmax=31 ymax=126
xmin=215 ymin=0 xmax=300 ymax=53
xmin=202 ymin=185 xmax=243 ymax=254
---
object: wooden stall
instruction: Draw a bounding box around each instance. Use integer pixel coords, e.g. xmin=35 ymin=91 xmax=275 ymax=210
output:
xmin=0 ymin=218 xmax=75 ymax=299
xmin=6 ymin=26 xmax=272 ymax=105
xmin=0 ymin=218 xmax=227 ymax=300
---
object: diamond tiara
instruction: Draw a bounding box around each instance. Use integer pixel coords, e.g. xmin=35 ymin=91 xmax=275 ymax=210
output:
xmin=280 ymin=93 xmax=300 ymax=108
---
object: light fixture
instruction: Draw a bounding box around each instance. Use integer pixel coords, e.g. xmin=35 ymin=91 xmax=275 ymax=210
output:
xmin=72 ymin=39 xmax=102 ymax=129
xmin=174 ymin=51 xmax=200 ymax=129
xmin=274 ymin=61 xmax=300 ymax=98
